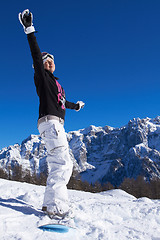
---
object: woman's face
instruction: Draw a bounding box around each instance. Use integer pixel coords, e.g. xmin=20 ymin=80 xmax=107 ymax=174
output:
xmin=44 ymin=58 xmax=55 ymax=73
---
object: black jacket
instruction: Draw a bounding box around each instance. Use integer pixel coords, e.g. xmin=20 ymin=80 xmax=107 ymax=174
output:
xmin=27 ymin=33 xmax=78 ymax=120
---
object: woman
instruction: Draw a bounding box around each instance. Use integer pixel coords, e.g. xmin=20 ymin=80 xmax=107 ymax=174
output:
xmin=18 ymin=9 xmax=85 ymax=220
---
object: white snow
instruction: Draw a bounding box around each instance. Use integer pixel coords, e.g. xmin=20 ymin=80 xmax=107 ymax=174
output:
xmin=0 ymin=179 xmax=160 ymax=240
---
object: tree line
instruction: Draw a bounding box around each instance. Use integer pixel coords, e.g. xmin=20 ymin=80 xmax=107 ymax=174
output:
xmin=0 ymin=165 xmax=160 ymax=199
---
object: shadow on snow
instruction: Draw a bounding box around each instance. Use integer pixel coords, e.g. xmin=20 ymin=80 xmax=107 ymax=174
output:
xmin=0 ymin=197 xmax=44 ymax=217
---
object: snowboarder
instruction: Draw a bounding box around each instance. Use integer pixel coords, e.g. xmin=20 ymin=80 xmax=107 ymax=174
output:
xmin=18 ymin=9 xmax=85 ymax=220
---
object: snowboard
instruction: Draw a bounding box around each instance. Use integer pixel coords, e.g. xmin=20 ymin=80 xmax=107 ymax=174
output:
xmin=38 ymin=223 xmax=74 ymax=233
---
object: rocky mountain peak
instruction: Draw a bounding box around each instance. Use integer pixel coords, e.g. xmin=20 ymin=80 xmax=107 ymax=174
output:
xmin=0 ymin=116 xmax=160 ymax=186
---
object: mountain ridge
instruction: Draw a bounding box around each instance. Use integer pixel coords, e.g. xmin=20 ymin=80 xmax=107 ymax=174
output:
xmin=0 ymin=116 xmax=160 ymax=186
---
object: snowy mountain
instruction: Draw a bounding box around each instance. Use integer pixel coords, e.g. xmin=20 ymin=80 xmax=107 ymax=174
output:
xmin=0 ymin=178 xmax=160 ymax=240
xmin=0 ymin=116 xmax=160 ymax=186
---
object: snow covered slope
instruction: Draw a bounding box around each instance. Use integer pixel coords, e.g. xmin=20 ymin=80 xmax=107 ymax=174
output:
xmin=0 ymin=117 xmax=160 ymax=186
xmin=0 ymin=179 xmax=159 ymax=240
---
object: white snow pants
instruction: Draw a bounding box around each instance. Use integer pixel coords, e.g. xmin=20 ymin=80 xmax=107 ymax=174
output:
xmin=38 ymin=119 xmax=73 ymax=214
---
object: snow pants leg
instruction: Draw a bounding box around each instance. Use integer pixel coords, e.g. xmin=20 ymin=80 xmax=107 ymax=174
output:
xmin=38 ymin=119 xmax=73 ymax=215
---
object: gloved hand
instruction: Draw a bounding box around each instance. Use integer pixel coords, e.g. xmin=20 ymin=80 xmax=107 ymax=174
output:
xmin=75 ymin=101 xmax=85 ymax=111
xmin=18 ymin=9 xmax=35 ymax=34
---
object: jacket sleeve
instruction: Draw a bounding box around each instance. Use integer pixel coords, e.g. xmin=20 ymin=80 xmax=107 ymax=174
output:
xmin=27 ymin=33 xmax=46 ymax=84
xmin=65 ymin=100 xmax=79 ymax=110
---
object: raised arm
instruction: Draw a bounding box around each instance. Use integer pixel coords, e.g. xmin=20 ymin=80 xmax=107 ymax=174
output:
xmin=18 ymin=9 xmax=45 ymax=82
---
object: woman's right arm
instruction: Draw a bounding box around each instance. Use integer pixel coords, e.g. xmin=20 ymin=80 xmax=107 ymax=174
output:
xmin=18 ymin=9 xmax=45 ymax=81
xmin=27 ymin=32 xmax=45 ymax=80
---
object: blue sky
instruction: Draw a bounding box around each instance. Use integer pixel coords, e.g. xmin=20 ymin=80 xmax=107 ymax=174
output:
xmin=0 ymin=0 xmax=160 ymax=149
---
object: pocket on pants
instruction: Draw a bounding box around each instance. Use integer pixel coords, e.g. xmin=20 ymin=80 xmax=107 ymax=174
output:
xmin=42 ymin=123 xmax=68 ymax=154
xmin=44 ymin=124 xmax=59 ymax=140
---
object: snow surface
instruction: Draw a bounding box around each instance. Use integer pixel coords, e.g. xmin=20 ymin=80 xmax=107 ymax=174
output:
xmin=0 ymin=179 xmax=160 ymax=240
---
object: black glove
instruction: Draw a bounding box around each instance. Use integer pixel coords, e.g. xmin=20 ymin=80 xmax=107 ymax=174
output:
xmin=18 ymin=9 xmax=35 ymax=34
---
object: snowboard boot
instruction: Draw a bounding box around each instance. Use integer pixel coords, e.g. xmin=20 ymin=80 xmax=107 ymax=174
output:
xmin=42 ymin=206 xmax=74 ymax=220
